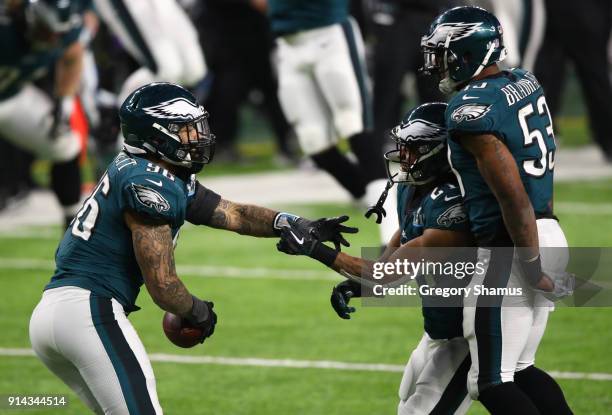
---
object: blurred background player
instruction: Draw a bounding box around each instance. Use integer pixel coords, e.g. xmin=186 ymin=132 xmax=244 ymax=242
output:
xmin=534 ymin=0 xmax=612 ymax=161
xmin=366 ymin=0 xmax=449 ymax=141
xmin=277 ymin=103 xmax=474 ymax=414
xmin=268 ymin=0 xmax=398 ymax=245
xmin=485 ymin=0 xmax=545 ymax=71
xmin=195 ymin=0 xmax=296 ymax=163
xmin=87 ymin=0 xmax=207 ymax=169
xmin=0 ymin=0 xmax=90 ymax=228
xmin=92 ymin=0 xmax=206 ymax=104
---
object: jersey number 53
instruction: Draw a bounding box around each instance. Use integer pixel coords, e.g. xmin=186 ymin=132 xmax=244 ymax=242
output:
xmin=518 ymin=96 xmax=555 ymax=177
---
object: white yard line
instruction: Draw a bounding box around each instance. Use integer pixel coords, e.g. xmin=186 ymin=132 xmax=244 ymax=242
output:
xmin=0 ymin=257 xmax=340 ymax=281
xmin=1 ymin=145 xmax=611 ymax=231
xmin=0 ymin=347 xmax=610 ymax=381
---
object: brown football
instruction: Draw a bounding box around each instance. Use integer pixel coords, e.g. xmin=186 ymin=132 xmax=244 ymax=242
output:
xmin=162 ymin=312 xmax=204 ymax=348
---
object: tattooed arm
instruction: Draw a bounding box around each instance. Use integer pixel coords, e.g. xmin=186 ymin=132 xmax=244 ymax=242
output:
xmin=206 ymin=198 xmax=279 ymax=237
xmin=124 ymin=210 xmax=193 ymax=316
xmin=458 ymin=134 xmax=538 ymax=254
xmin=457 ymin=133 xmax=552 ymax=290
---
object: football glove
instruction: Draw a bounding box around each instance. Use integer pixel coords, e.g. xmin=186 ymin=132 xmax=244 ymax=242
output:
xmin=186 ymin=296 xmax=217 ymax=343
xmin=534 ymin=271 xmax=576 ymax=302
xmin=276 ymin=224 xmax=338 ymax=266
xmin=274 ymin=213 xmax=358 ymax=251
xmin=331 ymin=280 xmax=362 ymax=320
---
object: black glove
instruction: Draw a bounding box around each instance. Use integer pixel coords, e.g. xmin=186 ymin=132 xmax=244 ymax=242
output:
xmin=274 ymin=213 xmax=358 ymax=251
xmin=276 ymin=224 xmax=338 ymax=266
xmin=186 ymin=295 xmax=217 ymax=343
xmin=310 ymin=215 xmax=359 ymax=251
xmin=331 ymin=280 xmax=362 ymax=320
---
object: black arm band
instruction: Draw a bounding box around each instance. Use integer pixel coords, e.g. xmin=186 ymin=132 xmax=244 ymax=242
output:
xmin=519 ymin=254 xmax=543 ymax=287
xmin=186 ymin=182 xmax=222 ymax=225
xmin=310 ymin=242 xmax=339 ymax=267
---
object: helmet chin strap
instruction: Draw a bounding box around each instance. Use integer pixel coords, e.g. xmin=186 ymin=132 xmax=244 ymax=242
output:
xmin=471 ymin=42 xmax=496 ymax=78
xmin=440 ymin=38 xmax=502 ymax=94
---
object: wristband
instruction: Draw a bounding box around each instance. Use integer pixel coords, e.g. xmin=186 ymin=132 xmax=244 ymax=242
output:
xmin=519 ymin=254 xmax=542 ymax=287
xmin=273 ymin=212 xmax=300 ymax=234
xmin=310 ymin=242 xmax=339 ymax=267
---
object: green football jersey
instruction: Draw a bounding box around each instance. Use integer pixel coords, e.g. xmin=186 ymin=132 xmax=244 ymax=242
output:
xmin=46 ymin=152 xmax=196 ymax=311
xmin=397 ymin=182 xmax=471 ymax=340
xmin=446 ymin=69 xmax=556 ymax=246
xmin=0 ymin=5 xmax=84 ymax=100
xmin=268 ymin=0 xmax=348 ymax=35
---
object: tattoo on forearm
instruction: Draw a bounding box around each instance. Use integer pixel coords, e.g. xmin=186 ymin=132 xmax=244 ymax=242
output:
xmin=207 ymin=199 xmax=278 ymax=237
xmin=131 ymin=219 xmax=192 ymax=316
xmin=483 ymin=139 xmax=538 ymax=249
xmin=208 ymin=199 xmax=231 ymax=229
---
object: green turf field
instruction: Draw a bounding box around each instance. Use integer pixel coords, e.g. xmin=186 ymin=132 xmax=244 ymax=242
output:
xmin=0 ymin=180 xmax=611 ymax=414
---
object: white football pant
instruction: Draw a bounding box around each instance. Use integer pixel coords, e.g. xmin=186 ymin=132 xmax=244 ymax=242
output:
xmin=30 ymin=286 xmax=162 ymax=414
xmin=398 ymin=334 xmax=472 ymax=415
xmin=93 ymin=0 xmax=207 ymax=103
xmin=463 ymin=218 xmax=568 ymax=399
xmin=0 ymin=85 xmax=81 ymax=161
xmin=490 ymin=0 xmax=546 ymax=71
xmin=275 ymin=17 xmax=372 ymax=156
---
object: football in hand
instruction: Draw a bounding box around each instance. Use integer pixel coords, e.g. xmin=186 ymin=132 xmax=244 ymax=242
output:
xmin=162 ymin=312 xmax=204 ymax=348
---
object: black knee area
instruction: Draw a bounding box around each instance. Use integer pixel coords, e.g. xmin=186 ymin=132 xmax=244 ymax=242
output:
xmin=310 ymin=146 xmax=366 ymax=199
xmin=348 ymin=131 xmax=386 ymax=182
xmin=51 ymin=156 xmax=82 ymax=207
xmin=515 ymin=366 xmax=573 ymax=415
xmin=479 ymin=382 xmax=541 ymax=415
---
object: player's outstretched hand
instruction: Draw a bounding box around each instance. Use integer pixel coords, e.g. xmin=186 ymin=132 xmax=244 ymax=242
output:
xmin=276 ymin=225 xmax=318 ymax=256
xmin=310 ymin=215 xmax=358 ymax=251
xmin=331 ymin=280 xmax=362 ymax=319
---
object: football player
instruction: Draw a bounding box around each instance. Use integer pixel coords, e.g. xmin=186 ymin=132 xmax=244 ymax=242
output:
xmin=420 ymin=6 xmax=572 ymax=414
xmin=268 ymin=0 xmax=399 ymax=245
xmin=29 ymin=82 xmax=357 ymax=414
xmin=92 ymin=0 xmax=206 ymax=104
xmin=278 ymin=103 xmax=475 ymax=414
xmin=0 ymin=0 xmax=90 ymax=227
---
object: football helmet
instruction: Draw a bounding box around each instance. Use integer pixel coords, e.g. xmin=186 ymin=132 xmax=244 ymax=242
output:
xmin=420 ymin=6 xmax=507 ymax=94
xmin=384 ymin=102 xmax=450 ymax=185
xmin=120 ymin=82 xmax=215 ymax=174
xmin=22 ymin=0 xmax=83 ymax=46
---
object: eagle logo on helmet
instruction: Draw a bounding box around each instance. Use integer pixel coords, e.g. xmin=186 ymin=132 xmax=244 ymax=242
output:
xmin=143 ymin=98 xmax=206 ymax=119
xmin=393 ymin=119 xmax=446 ymax=143
xmin=437 ymin=203 xmax=467 ymax=227
xmin=131 ymin=184 xmax=170 ymax=213
xmin=450 ymin=104 xmax=491 ymax=123
xmin=422 ymin=22 xmax=483 ymax=48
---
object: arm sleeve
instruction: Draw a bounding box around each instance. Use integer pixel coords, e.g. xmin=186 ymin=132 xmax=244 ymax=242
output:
xmin=185 ymin=181 xmax=222 ymax=225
